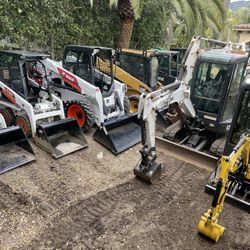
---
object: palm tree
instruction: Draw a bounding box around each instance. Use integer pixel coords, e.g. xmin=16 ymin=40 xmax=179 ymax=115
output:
xmin=90 ymin=0 xmax=225 ymax=48
xmin=170 ymin=0 xmax=225 ymax=46
xmin=90 ymin=0 xmax=145 ymax=48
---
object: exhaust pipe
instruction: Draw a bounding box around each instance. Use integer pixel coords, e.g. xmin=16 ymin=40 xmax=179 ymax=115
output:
xmin=34 ymin=118 xmax=88 ymax=158
xmin=93 ymin=113 xmax=141 ymax=154
xmin=0 ymin=126 xmax=35 ymax=174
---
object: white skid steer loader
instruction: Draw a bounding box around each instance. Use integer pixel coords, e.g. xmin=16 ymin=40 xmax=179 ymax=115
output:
xmin=0 ymin=50 xmax=87 ymax=159
xmin=34 ymin=46 xmax=141 ymax=154
xmin=0 ymin=113 xmax=35 ymax=174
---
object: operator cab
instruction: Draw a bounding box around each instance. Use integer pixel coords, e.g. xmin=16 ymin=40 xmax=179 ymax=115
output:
xmin=63 ymin=45 xmax=114 ymax=95
xmin=191 ymin=51 xmax=248 ymax=134
xmin=116 ymin=49 xmax=179 ymax=89
xmin=0 ymin=50 xmax=50 ymax=105
xmin=116 ymin=49 xmax=149 ymax=85
xmin=157 ymin=50 xmax=180 ymax=85
xmin=224 ymin=81 xmax=250 ymax=155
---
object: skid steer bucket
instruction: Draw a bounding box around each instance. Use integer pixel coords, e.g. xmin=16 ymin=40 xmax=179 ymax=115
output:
xmin=93 ymin=113 xmax=141 ymax=154
xmin=0 ymin=126 xmax=35 ymax=174
xmin=34 ymin=118 xmax=88 ymax=158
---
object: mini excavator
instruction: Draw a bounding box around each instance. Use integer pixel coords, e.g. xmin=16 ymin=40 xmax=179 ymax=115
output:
xmin=197 ymin=80 xmax=250 ymax=242
xmin=134 ymin=37 xmax=248 ymax=184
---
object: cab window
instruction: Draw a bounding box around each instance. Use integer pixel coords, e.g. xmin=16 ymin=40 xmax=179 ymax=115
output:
xmin=223 ymin=62 xmax=245 ymax=120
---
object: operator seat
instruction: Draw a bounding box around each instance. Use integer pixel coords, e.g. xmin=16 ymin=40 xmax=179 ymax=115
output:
xmin=203 ymin=69 xmax=228 ymax=112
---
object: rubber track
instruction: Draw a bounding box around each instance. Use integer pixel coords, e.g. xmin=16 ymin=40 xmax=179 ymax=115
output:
xmin=210 ymin=136 xmax=227 ymax=157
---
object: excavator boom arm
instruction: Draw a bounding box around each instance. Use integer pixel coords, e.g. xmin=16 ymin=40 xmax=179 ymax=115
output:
xmin=198 ymin=134 xmax=250 ymax=242
xmin=134 ymin=81 xmax=195 ymax=183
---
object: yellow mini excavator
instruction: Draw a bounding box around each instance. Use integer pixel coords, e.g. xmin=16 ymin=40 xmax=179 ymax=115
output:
xmin=197 ymin=79 xmax=250 ymax=242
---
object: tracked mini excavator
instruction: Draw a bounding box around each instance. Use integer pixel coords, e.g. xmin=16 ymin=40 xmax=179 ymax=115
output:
xmin=0 ymin=113 xmax=35 ymax=174
xmin=162 ymin=37 xmax=248 ymax=157
xmin=28 ymin=46 xmax=141 ymax=154
xmin=0 ymin=50 xmax=87 ymax=158
xmin=197 ymin=79 xmax=250 ymax=242
xmin=134 ymin=36 xmax=248 ymax=183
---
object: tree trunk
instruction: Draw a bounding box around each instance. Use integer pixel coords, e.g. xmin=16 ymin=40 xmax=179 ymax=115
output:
xmin=224 ymin=0 xmax=230 ymax=11
xmin=117 ymin=18 xmax=134 ymax=48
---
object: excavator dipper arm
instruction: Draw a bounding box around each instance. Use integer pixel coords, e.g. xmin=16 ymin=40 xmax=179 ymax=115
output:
xmin=198 ymin=134 xmax=250 ymax=241
xmin=134 ymin=81 xmax=195 ymax=183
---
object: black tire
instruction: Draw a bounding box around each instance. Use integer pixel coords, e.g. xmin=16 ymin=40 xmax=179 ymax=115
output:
xmin=65 ymin=98 xmax=95 ymax=132
xmin=123 ymin=96 xmax=130 ymax=114
xmin=0 ymin=108 xmax=15 ymax=126
xmin=15 ymin=114 xmax=32 ymax=137
xmin=128 ymin=95 xmax=140 ymax=113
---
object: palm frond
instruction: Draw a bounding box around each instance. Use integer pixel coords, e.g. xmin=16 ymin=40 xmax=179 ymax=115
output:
xmin=109 ymin=0 xmax=118 ymax=7
xmin=131 ymin=0 xmax=146 ymax=19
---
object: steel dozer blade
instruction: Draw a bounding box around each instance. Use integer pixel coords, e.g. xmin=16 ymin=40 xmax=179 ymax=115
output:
xmin=0 ymin=126 xmax=35 ymax=174
xmin=93 ymin=113 xmax=141 ymax=154
xmin=34 ymin=118 xmax=88 ymax=158
xmin=197 ymin=209 xmax=225 ymax=242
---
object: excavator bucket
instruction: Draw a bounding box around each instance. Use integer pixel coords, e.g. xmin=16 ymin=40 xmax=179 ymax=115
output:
xmin=0 ymin=126 xmax=35 ymax=174
xmin=34 ymin=118 xmax=88 ymax=158
xmin=197 ymin=209 xmax=225 ymax=242
xmin=93 ymin=113 xmax=141 ymax=154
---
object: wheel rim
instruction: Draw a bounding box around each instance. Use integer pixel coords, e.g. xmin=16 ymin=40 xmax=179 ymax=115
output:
xmin=16 ymin=117 xmax=30 ymax=135
xmin=67 ymin=104 xmax=86 ymax=127
xmin=129 ymin=100 xmax=139 ymax=113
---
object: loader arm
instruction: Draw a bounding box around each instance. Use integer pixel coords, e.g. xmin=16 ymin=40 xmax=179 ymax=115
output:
xmin=134 ymin=81 xmax=195 ymax=183
xmin=198 ymin=134 xmax=250 ymax=242
xmin=43 ymin=58 xmax=105 ymax=125
xmin=114 ymin=64 xmax=152 ymax=94
xmin=98 ymin=56 xmax=154 ymax=93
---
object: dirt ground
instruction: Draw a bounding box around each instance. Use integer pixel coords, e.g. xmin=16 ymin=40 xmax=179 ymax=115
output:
xmin=0 ymin=129 xmax=249 ymax=250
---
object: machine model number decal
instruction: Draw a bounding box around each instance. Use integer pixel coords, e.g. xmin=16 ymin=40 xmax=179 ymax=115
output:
xmin=1 ymin=87 xmax=16 ymax=105
xmin=57 ymin=68 xmax=81 ymax=93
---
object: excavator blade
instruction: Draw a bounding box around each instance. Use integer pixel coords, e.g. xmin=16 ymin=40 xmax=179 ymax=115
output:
xmin=0 ymin=126 xmax=35 ymax=174
xmin=156 ymin=136 xmax=218 ymax=170
xmin=34 ymin=118 xmax=88 ymax=158
xmin=197 ymin=210 xmax=225 ymax=242
xmin=93 ymin=113 xmax=141 ymax=154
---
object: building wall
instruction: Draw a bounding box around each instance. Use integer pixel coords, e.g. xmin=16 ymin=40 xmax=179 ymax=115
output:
xmin=238 ymin=31 xmax=250 ymax=44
